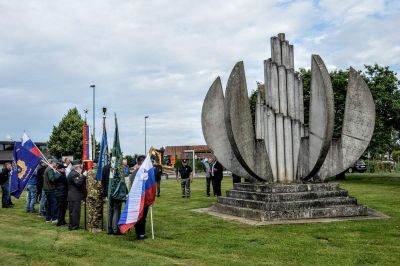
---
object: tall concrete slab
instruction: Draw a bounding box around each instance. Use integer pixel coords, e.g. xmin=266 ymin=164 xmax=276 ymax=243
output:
xmin=275 ymin=113 xmax=285 ymax=182
xmin=271 ymin=37 xmax=282 ymax=65
xmin=267 ymin=107 xmax=278 ymax=181
xmin=284 ymin=116 xmax=294 ymax=182
xmin=289 ymin=45 xmax=294 ymax=69
xmin=281 ymin=41 xmax=290 ymax=69
xmin=299 ymin=76 xmax=305 ymax=124
xmin=287 ymin=69 xmax=296 ymax=118
xmin=278 ymin=66 xmax=288 ymax=116
xmin=292 ymin=120 xmax=301 ymax=179
xmin=270 ymin=62 xmax=280 ymax=112
xmin=201 ymin=77 xmax=250 ymax=179
xmin=255 ymin=92 xmax=264 ymax=140
xmin=264 ymin=60 xmax=272 ymax=106
xmin=224 ymin=62 xmax=273 ymax=182
xmin=302 ymin=55 xmax=334 ymax=180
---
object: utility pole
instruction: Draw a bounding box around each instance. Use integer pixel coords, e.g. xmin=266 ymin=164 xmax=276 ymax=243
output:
xmin=145 ymin=115 xmax=149 ymax=155
xmin=90 ymin=85 xmax=96 ymax=160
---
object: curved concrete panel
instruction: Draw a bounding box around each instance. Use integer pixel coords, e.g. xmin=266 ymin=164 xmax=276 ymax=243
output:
xmin=318 ymin=68 xmax=376 ymax=179
xmin=201 ymin=77 xmax=251 ymax=179
xmin=224 ymin=62 xmax=273 ymax=182
xmin=301 ymin=55 xmax=334 ymax=180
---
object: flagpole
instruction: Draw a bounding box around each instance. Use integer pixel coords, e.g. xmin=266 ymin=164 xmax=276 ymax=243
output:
xmin=150 ymin=206 xmax=154 ymax=239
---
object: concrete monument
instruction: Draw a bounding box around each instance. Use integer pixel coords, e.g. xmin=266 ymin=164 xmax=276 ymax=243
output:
xmin=201 ymin=33 xmax=376 ymax=221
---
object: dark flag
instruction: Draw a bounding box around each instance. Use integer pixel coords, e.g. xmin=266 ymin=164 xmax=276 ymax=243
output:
xmin=108 ymin=113 xmax=127 ymax=200
xmin=10 ymin=142 xmax=41 ymax=199
xmin=96 ymin=123 xmax=109 ymax=181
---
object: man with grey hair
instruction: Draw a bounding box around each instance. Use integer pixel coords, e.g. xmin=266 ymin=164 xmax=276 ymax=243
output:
xmin=67 ymin=162 xmax=87 ymax=230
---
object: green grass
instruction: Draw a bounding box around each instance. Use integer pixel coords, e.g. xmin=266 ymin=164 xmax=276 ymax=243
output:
xmin=1 ymin=174 xmax=399 ymax=265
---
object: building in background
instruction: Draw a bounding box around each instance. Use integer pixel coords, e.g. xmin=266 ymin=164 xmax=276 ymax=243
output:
xmin=164 ymin=145 xmax=213 ymax=160
xmin=0 ymin=141 xmax=49 ymax=167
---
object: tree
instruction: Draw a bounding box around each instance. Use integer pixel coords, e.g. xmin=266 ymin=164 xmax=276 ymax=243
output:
xmin=124 ymin=154 xmax=138 ymax=167
xmin=47 ymin=108 xmax=84 ymax=159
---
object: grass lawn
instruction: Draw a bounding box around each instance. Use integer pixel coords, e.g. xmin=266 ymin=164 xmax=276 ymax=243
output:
xmin=0 ymin=174 xmax=399 ymax=265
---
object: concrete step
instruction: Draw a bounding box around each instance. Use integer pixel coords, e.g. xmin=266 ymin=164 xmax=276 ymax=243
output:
xmin=212 ymin=203 xmax=368 ymax=221
xmin=218 ymin=196 xmax=357 ymax=211
xmin=233 ymin=182 xmax=340 ymax=193
xmin=226 ymin=189 xmax=348 ymax=202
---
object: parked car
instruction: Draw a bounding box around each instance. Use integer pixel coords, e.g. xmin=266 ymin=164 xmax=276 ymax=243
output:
xmin=348 ymin=160 xmax=367 ymax=173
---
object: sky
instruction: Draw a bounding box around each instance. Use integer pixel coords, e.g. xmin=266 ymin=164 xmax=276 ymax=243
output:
xmin=0 ymin=0 xmax=399 ymax=155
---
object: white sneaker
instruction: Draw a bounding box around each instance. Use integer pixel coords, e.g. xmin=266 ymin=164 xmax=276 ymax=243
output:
xmin=52 ymin=219 xmax=58 ymax=224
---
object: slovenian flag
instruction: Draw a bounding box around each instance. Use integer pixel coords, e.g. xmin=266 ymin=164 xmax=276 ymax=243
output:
xmin=22 ymin=133 xmax=42 ymax=158
xmin=118 ymin=154 xmax=156 ymax=234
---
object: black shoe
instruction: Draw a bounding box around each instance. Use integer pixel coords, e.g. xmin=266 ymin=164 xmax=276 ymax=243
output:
xmin=157 ymin=194 xmax=160 ymax=197
xmin=56 ymin=222 xmax=67 ymax=227
xmin=182 ymin=195 xmax=185 ymax=198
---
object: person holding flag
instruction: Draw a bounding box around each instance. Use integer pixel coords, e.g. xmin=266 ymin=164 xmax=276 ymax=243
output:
xmin=107 ymin=114 xmax=128 ymax=235
xmin=119 ymin=154 xmax=156 ymax=240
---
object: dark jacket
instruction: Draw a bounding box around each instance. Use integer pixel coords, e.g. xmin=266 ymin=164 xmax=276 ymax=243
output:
xmin=55 ymin=172 xmax=68 ymax=198
xmin=154 ymin=165 xmax=163 ymax=182
xmin=43 ymin=166 xmax=57 ymax=192
xmin=36 ymin=165 xmax=46 ymax=188
xmin=0 ymin=168 xmax=10 ymax=185
xmin=212 ymin=161 xmax=223 ymax=180
xmin=102 ymin=164 xmax=111 ymax=197
xmin=67 ymin=170 xmax=86 ymax=202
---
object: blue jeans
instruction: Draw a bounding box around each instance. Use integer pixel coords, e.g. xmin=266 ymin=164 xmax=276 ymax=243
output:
xmin=1 ymin=182 xmax=10 ymax=208
xmin=45 ymin=191 xmax=58 ymax=221
xmin=39 ymin=190 xmax=47 ymax=216
xmin=26 ymin=185 xmax=37 ymax=212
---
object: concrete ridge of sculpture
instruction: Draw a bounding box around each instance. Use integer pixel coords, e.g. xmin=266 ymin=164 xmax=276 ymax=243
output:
xmin=201 ymin=33 xmax=375 ymax=183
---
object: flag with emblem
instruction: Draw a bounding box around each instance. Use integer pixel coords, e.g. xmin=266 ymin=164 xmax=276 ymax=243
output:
xmin=118 ymin=154 xmax=156 ymax=234
xmin=10 ymin=142 xmax=41 ymax=199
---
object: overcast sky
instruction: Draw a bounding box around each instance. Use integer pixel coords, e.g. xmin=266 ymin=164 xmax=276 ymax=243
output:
xmin=0 ymin=0 xmax=399 ymax=155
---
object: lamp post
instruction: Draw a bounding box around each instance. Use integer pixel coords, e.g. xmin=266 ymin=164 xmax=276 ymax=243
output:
xmin=145 ymin=115 xmax=149 ymax=155
xmin=184 ymin=150 xmax=196 ymax=178
xmin=90 ymin=84 xmax=96 ymax=160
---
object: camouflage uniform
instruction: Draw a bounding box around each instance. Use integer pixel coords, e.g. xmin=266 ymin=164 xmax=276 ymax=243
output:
xmin=86 ymin=166 xmax=104 ymax=232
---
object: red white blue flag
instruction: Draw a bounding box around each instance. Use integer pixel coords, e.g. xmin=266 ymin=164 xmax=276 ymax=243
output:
xmin=22 ymin=133 xmax=42 ymax=158
xmin=118 ymin=154 xmax=156 ymax=234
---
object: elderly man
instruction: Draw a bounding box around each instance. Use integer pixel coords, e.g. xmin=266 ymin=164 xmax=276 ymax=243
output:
xmin=176 ymin=159 xmax=193 ymax=198
xmin=67 ymin=162 xmax=87 ymax=230
xmin=43 ymin=159 xmax=59 ymax=223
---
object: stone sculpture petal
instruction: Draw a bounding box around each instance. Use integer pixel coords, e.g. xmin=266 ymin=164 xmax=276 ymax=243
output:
xmin=224 ymin=62 xmax=273 ymax=182
xmin=201 ymin=77 xmax=252 ymax=179
xmin=317 ymin=68 xmax=376 ymax=179
xmin=300 ymin=55 xmax=335 ymax=180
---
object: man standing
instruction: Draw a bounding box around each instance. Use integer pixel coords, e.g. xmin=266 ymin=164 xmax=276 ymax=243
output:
xmin=176 ymin=159 xmax=193 ymax=198
xmin=36 ymin=161 xmax=46 ymax=203
xmin=26 ymin=169 xmax=38 ymax=212
xmin=1 ymin=162 xmax=12 ymax=208
xmin=86 ymin=162 xmax=104 ymax=233
xmin=129 ymin=155 xmax=150 ymax=240
xmin=43 ymin=159 xmax=59 ymax=223
xmin=201 ymin=158 xmax=212 ymax=197
xmin=64 ymin=158 xmax=72 ymax=177
xmin=211 ymin=159 xmax=224 ymax=196
xmin=122 ymin=159 xmax=130 ymax=189
xmin=55 ymin=163 xmax=68 ymax=226
xmin=154 ymin=162 xmax=162 ymax=197
xmin=67 ymin=163 xmax=87 ymax=230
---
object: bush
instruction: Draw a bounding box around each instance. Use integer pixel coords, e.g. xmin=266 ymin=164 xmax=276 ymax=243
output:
xmin=366 ymin=160 xmax=395 ymax=173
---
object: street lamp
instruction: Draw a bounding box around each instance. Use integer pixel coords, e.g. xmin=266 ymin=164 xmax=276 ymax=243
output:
xmin=90 ymin=84 xmax=96 ymax=160
xmin=145 ymin=115 xmax=149 ymax=155
xmin=184 ymin=150 xmax=196 ymax=178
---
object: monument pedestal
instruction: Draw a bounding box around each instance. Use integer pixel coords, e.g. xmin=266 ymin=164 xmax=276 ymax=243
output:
xmin=212 ymin=182 xmax=368 ymax=221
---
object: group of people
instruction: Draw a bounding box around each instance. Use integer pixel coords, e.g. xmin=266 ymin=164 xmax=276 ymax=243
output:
xmin=1 ymin=155 xmax=226 ymax=240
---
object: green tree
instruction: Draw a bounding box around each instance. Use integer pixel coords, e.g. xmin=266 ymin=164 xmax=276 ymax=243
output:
xmin=48 ymin=108 xmax=84 ymax=159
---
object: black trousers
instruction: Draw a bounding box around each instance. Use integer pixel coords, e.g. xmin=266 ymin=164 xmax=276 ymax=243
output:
xmin=214 ymin=177 xmax=222 ymax=196
xmin=68 ymin=201 xmax=81 ymax=229
xmin=56 ymin=195 xmax=68 ymax=225
xmin=135 ymin=205 xmax=149 ymax=237
xmin=232 ymin=174 xmax=241 ymax=184
xmin=107 ymin=199 xmax=122 ymax=234
xmin=206 ymin=177 xmax=212 ymax=196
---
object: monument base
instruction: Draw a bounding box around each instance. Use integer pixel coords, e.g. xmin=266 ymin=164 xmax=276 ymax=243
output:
xmin=212 ymin=182 xmax=369 ymax=221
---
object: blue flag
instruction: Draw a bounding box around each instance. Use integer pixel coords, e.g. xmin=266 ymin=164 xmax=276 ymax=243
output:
xmin=10 ymin=142 xmax=41 ymax=199
xmin=96 ymin=127 xmax=109 ymax=180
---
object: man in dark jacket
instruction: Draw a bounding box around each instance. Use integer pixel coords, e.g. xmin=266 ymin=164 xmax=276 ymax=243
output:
xmin=43 ymin=159 xmax=59 ymax=223
xmin=154 ymin=163 xmax=162 ymax=197
xmin=55 ymin=163 xmax=68 ymax=226
xmin=67 ymin=163 xmax=86 ymax=230
xmin=1 ymin=162 xmax=12 ymax=208
xmin=36 ymin=161 xmax=46 ymax=203
xmin=211 ymin=159 xmax=224 ymax=196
